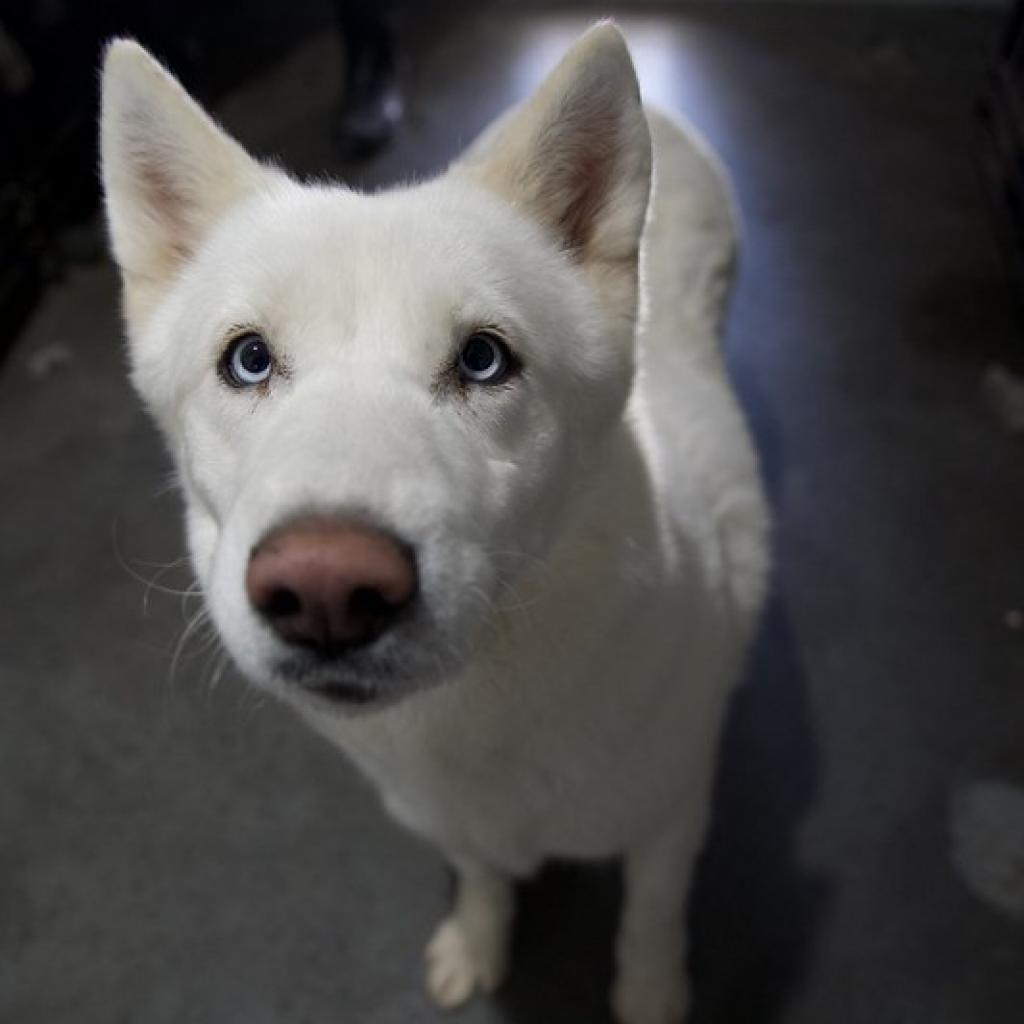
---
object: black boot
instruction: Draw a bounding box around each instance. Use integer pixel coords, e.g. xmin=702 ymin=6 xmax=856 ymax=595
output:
xmin=333 ymin=1 xmax=402 ymax=159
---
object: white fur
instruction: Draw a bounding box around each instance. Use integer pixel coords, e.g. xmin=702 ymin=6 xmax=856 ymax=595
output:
xmin=101 ymin=24 xmax=769 ymax=1024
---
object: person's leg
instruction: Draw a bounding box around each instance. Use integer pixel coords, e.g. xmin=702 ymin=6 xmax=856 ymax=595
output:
xmin=331 ymin=0 xmax=402 ymax=158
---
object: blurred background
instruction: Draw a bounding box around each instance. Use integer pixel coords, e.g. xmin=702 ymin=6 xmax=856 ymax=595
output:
xmin=2 ymin=1 xmax=1023 ymax=1022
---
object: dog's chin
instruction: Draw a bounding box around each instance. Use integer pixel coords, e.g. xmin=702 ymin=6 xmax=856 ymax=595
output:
xmin=267 ymin=637 xmax=465 ymax=716
xmin=293 ymin=675 xmax=396 ymax=713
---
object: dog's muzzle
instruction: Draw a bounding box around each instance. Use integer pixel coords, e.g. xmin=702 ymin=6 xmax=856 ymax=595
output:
xmin=246 ymin=516 xmax=418 ymax=701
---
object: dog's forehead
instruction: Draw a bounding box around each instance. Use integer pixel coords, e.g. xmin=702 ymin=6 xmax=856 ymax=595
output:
xmin=171 ymin=178 xmax=581 ymax=374
xmin=187 ymin=180 xmax=546 ymax=355
xmin=234 ymin=183 xmax=516 ymax=291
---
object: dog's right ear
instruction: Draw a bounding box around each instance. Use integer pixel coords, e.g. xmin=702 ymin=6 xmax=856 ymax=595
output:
xmin=454 ymin=24 xmax=651 ymax=339
xmin=100 ymin=39 xmax=277 ymax=330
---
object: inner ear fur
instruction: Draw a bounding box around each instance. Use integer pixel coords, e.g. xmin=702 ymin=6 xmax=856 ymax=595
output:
xmin=456 ymin=24 xmax=652 ymax=278
xmin=100 ymin=38 xmax=280 ymax=327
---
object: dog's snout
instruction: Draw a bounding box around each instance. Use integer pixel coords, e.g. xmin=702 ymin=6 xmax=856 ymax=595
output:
xmin=246 ymin=519 xmax=417 ymax=654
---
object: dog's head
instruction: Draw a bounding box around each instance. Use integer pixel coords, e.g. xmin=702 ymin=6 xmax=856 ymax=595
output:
xmin=101 ymin=25 xmax=652 ymax=710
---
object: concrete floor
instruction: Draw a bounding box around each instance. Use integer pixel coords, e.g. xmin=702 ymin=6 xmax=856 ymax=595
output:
xmin=2 ymin=4 xmax=1024 ymax=1023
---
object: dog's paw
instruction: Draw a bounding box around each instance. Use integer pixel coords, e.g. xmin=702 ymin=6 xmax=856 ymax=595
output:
xmin=424 ymin=916 xmax=508 ymax=1009
xmin=611 ymin=971 xmax=689 ymax=1024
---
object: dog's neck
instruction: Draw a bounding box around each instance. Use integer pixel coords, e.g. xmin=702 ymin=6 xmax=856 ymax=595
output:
xmin=296 ymin=413 xmax=689 ymax=753
xmin=456 ymin=415 xmax=682 ymax=686
xmin=513 ymin=414 xmax=668 ymax=603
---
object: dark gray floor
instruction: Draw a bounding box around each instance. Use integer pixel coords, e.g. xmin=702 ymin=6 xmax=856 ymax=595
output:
xmin=2 ymin=5 xmax=1023 ymax=1023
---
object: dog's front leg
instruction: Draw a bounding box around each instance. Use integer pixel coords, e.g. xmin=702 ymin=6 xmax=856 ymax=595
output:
xmin=612 ymin=817 xmax=706 ymax=1024
xmin=425 ymin=858 xmax=515 ymax=1009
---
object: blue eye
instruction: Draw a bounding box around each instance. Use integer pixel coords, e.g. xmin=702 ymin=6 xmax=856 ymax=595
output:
xmin=223 ymin=332 xmax=273 ymax=387
xmin=457 ymin=331 xmax=512 ymax=385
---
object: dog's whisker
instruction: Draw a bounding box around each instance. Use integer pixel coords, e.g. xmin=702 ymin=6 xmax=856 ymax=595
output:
xmin=128 ymin=554 xmax=191 ymax=571
xmin=179 ymin=579 xmax=205 ymax=622
xmin=155 ymin=470 xmax=182 ymax=498
xmin=467 ymin=582 xmax=500 ymax=623
xmin=236 ymin=683 xmax=270 ymax=726
xmin=111 ymin=519 xmax=202 ymax=614
xmin=206 ymin=650 xmax=231 ymax=692
xmin=485 ymin=547 xmax=550 ymax=569
xmin=168 ymin=605 xmax=214 ymax=685
xmin=493 ymin=574 xmax=543 ymax=615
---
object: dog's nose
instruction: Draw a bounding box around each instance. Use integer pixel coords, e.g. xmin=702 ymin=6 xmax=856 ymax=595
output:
xmin=246 ymin=519 xmax=417 ymax=653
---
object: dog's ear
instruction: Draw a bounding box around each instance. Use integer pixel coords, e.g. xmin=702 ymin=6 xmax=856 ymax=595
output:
xmin=456 ymin=23 xmax=652 ymax=330
xmin=100 ymin=39 xmax=278 ymax=329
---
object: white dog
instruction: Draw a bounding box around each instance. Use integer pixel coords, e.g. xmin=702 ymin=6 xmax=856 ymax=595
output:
xmin=101 ymin=24 xmax=769 ymax=1024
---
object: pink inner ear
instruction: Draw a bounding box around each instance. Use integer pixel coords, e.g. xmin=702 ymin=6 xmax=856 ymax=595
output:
xmin=114 ymin=94 xmax=207 ymax=272
xmin=557 ymin=133 xmax=615 ymax=259
xmin=133 ymin=153 xmax=194 ymax=265
xmin=534 ymin=92 xmax=625 ymax=259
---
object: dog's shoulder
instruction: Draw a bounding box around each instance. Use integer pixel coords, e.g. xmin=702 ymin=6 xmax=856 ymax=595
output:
xmin=633 ymin=109 xmax=769 ymax=624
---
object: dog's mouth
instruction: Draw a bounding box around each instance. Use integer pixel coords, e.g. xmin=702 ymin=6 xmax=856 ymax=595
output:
xmin=272 ymin=644 xmax=421 ymax=712
xmin=275 ymin=653 xmax=383 ymax=707
xmin=249 ymin=596 xmax=473 ymax=713
xmin=303 ymin=678 xmax=382 ymax=707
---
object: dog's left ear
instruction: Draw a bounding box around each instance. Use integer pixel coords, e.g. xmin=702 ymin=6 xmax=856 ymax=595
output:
xmin=456 ymin=23 xmax=652 ymax=331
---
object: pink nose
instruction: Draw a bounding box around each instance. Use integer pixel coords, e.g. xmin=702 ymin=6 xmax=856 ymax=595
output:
xmin=246 ymin=519 xmax=417 ymax=653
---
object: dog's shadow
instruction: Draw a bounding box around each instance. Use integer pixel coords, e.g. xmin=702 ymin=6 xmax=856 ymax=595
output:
xmin=493 ymin=596 xmax=830 ymax=1023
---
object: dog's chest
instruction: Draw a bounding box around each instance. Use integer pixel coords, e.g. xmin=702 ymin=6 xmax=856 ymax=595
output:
xmin=317 ymin=690 xmax=606 ymax=869
xmin=306 ymin=608 xmax=727 ymax=874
